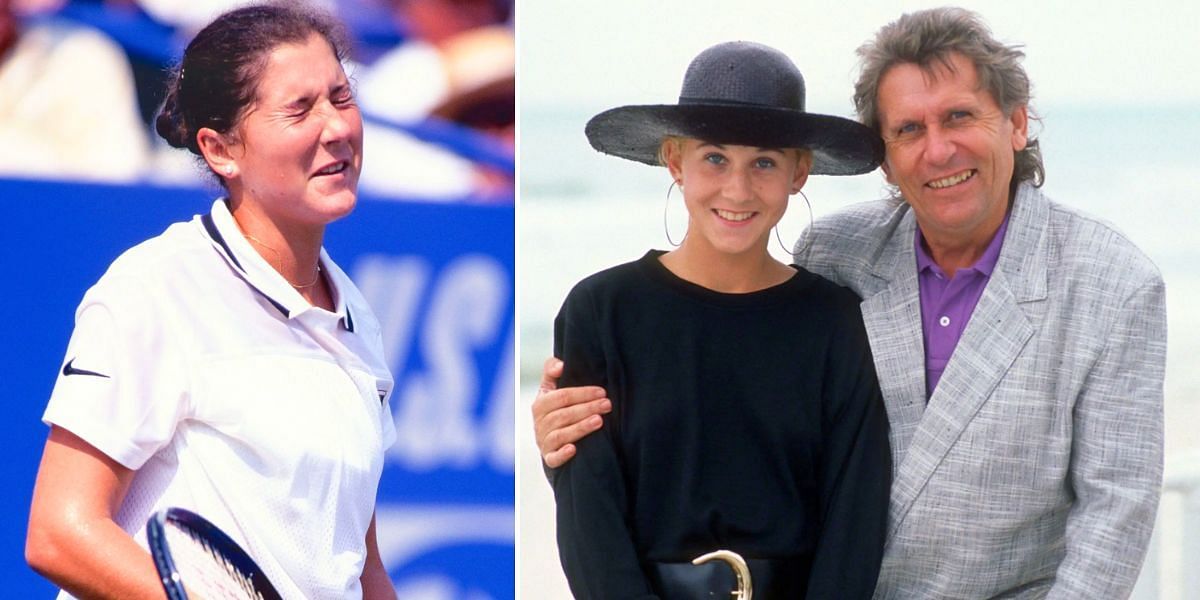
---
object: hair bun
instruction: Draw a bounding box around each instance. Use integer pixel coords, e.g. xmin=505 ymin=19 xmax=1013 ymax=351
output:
xmin=155 ymin=87 xmax=196 ymax=153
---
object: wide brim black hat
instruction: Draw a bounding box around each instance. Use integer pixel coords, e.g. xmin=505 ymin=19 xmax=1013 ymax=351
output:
xmin=585 ymin=42 xmax=884 ymax=176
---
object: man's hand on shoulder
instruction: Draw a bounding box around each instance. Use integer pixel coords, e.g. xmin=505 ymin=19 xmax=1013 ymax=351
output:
xmin=533 ymin=357 xmax=611 ymax=468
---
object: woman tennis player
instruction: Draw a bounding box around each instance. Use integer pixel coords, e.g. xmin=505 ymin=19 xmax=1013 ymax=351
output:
xmin=26 ymin=4 xmax=397 ymax=598
xmin=544 ymin=42 xmax=892 ymax=598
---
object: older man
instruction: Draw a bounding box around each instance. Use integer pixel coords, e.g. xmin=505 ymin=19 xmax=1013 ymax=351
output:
xmin=533 ymin=7 xmax=1167 ymax=598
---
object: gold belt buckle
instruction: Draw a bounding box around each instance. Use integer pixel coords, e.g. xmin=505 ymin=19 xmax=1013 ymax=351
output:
xmin=692 ymin=549 xmax=752 ymax=600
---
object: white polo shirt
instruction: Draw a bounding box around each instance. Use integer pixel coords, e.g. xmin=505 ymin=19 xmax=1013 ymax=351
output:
xmin=44 ymin=199 xmax=396 ymax=600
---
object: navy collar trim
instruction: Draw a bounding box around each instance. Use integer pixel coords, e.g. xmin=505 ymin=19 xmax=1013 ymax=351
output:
xmin=201 ymin=212 xmax=243 ymax=272
xmin=201 ymin=212 xmax=291 ymax=319
xmin=202 ymin=211 xmax=355 ymax=332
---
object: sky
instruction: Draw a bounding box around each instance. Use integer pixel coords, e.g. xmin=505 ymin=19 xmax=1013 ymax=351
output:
xmin=519 ymin=0 xmax=1200 ymax=114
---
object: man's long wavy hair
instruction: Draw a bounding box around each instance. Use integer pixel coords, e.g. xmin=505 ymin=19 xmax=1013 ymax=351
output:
xmin=853 ymin=7 xmax=1045 ymax=196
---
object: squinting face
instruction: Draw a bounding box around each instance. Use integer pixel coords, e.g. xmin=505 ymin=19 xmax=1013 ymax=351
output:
xmin=876 ymin=52 xmax=1027 ymax=246
xmin=666 ymin=139 xmax=809 ymax=258
xmin=228 ymin=33 xmax=363 ymax=230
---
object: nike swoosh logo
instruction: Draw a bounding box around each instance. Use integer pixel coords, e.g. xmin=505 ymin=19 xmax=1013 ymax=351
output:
xmin=62 ymin=358 xmax=110 ymax=379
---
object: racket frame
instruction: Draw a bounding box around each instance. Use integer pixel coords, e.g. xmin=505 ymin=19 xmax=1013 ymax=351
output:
xmin=146 ymin=507 xmax=282 ymax=600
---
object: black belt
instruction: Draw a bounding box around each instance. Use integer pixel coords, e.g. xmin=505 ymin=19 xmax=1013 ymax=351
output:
xmin=646 ymin=551 xmax=809 ymax=599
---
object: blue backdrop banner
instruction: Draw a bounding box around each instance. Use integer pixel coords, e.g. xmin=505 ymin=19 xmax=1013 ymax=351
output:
xmin=0 ymin=178 xmax=514 ymax=599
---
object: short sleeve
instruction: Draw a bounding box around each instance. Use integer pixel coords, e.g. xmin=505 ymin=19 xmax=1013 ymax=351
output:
xmin=43 ymin=274 xmax=189 ymax=469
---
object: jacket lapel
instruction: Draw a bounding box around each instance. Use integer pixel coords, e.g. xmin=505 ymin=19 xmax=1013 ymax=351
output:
xmin=884 ymin=186 xmax=1050 ymax=541
xmin=857 ymin=212 xmax=927 ymax=480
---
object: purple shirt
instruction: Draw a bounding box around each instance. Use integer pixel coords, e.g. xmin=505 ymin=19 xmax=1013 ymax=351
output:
xmin=915 ymin=213 xmax=1010 ymax=397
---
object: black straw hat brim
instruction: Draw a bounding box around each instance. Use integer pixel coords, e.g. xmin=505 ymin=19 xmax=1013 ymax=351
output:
xmin=585 ymin=104 xmax=884 ymax=176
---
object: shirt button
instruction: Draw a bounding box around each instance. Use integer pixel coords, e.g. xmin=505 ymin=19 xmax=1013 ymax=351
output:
xmin=939 ymin=316 xmax=951 ymax=327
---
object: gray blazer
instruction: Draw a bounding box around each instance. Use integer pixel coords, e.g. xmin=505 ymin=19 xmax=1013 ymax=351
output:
xmin=796 ymin=183 xmax=1166 ymax=599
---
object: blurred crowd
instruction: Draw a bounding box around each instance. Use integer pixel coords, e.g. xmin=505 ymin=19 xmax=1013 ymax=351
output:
xmin=0 ymin=0 xmax=513 ymax=202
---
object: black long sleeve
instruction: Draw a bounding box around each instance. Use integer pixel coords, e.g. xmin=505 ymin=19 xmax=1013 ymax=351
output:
xmin=806 ymin=305 xmax=891 ymax=597
xmin=553 ymin=284 xmax=659 ymax=599
xmin=551 ymin=251 xmax=890 ymax=599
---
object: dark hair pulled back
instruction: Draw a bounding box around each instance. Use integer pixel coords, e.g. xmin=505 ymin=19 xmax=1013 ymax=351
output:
xmin=155 ymin=2 xmax=350 ymax=156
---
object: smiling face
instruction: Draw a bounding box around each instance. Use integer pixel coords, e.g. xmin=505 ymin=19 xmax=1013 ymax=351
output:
xmin=877 ymin=52 xmax=1027 ymax=249
xmin=665 ymin=138 xmax=810 ymax=259
xmin=221 ymin=33 xmax=363 ymax=232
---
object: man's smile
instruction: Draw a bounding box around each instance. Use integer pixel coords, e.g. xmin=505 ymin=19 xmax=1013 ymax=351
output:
xmin=927 ymin=169 xmax=976 ymax=189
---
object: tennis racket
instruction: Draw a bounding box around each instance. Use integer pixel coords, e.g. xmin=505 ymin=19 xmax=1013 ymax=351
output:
xmin=146 ymin=507 xmax=282 ymax=600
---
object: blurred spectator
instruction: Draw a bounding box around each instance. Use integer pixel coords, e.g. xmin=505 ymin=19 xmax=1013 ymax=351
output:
xmin=355 ymin=0 xmax=513 ymax=201
xmin=0 ymin=0 xmax=149 ymax=182
xmin=358 ymin=0 xmax=511 ymax=122
xmin=136 ymin=0 xmax=336 ymax=35
xmin=14 ymin=0 xmax=514 ymax=199
xmin=429 ymin=25 xmax=512 ymax=141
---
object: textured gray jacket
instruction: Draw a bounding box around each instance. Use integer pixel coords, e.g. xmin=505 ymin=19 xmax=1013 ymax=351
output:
xmin=795 ymin=182 xmax=1166 ymax=599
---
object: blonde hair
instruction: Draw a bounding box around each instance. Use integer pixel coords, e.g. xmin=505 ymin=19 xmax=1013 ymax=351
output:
xmin=657 ymin=136 xmax=684 ymax=168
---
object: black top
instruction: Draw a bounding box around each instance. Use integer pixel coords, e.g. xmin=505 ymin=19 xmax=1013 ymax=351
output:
xmin=552 ymin=251 xmax=891 ymax=599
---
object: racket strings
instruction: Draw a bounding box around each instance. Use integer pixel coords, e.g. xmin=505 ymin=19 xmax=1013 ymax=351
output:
xmin=165 ymin=525 xmax=266 ymax=600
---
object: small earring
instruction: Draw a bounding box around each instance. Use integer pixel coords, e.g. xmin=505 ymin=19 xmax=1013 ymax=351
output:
xmin=224 ymin=165 xmax=233 ymax=176
xmin=775 ymin=190 xmax=814 ymax=257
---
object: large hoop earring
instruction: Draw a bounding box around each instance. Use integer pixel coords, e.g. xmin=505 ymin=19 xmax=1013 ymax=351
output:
xmin=664 ymin=180 xmax=683 ymax=247
xmin=775 ymin=190 xmax=814 ymax=257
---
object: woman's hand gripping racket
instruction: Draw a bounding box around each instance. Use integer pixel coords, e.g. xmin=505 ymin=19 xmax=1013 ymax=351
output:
xmin=146 ymin=507 xmax=282 ymax=600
